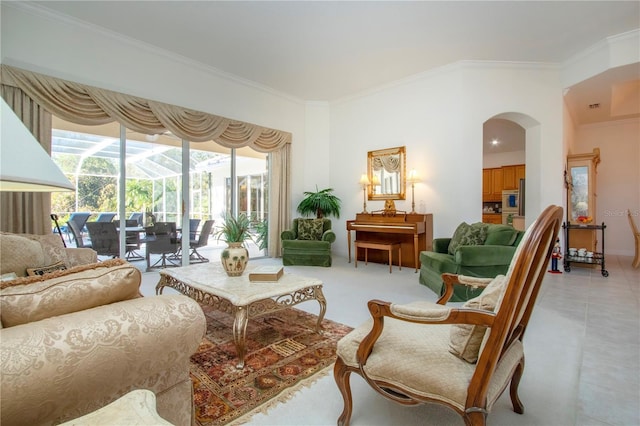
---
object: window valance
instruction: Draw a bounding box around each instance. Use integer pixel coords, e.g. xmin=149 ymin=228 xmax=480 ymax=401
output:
xmin=0 ymin=65 xmax=291 ymax=152
xmin=372 ymin=155 xmax=401 ymax=173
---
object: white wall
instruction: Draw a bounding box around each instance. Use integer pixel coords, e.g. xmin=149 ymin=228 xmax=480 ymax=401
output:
xmin=574 ymin=118 xmax=640 ymax=256
xmin=329 ymin=63 xmax=565 ymax=257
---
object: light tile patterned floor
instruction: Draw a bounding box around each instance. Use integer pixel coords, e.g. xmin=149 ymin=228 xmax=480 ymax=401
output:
xmin=139 ymin=251 xmax=640 ymax=426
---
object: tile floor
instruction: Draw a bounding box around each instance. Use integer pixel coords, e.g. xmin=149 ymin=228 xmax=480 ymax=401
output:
xmin=138 ymin=249 xmax=639 ymax=425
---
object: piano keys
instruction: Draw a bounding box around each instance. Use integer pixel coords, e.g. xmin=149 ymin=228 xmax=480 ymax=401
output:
xmin=347 ymin=212 xmax=433 ymax=272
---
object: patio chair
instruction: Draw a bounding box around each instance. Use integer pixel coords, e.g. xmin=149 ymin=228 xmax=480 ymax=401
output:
xmin=63 ymin=212 xmax=92 ymax=244
xmin=68 ymin=218 xmax=91 ymax=249
xmin=188 ymin=219 xmax=215 ymax=263
xmin=188 ymin=218 xmax=201 ymax=240
xmin=95 ymin=212 xmax=116 ymax=222
xmin=86 ymin=222 xmax=120 ymax=258
xmin=334 ymin=205 xmax=563 ymax=426
xmin=125 ymin=219 xmax=144 ymax=261
xmin=146 ymin=222 xmax=180 ymax=271
xmin=128 ymin=212 xmax=144 ymax=226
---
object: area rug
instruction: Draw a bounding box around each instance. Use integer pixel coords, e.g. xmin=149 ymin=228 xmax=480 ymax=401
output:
xmin=190 ymin=304 xmax=353 ymax=425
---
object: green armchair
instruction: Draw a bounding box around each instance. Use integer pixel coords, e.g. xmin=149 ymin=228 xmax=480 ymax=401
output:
xmin=419 ymin=222 xmax=524 ymax=301
xmin=281 ymin=218 xmax=336 ymax=267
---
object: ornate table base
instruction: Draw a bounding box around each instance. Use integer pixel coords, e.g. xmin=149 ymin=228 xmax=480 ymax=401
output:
xmin=156 ymin=265 xmax=326 ymax=369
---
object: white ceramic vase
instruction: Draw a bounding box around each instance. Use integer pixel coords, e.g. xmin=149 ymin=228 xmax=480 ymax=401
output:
xmin=221 ymin=242 xmax=249 ymax=276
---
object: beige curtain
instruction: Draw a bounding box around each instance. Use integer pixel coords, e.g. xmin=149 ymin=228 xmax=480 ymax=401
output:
xmin=268 ymin=145 xmax=291 ymax=257
xmin=0 ymin=86 xmax=53 ymax=234
xmin=1 ymin=65 xmax=292 ymax=254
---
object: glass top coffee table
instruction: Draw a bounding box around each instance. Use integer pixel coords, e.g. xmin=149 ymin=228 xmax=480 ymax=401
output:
xmin=156 ymin=263 xmax=326 ymax=369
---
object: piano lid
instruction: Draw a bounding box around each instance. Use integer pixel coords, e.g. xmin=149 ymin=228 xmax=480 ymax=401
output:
xmin=354 ymin=212 xmax=408 ymax=223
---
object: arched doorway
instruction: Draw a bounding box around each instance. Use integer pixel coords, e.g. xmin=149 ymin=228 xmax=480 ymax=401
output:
xmin=482 ymin=112 xmax=541 ymax=229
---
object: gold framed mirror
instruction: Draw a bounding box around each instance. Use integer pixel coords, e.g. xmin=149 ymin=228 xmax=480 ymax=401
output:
xmin=367 ymin=146 xmax=406 ymax=200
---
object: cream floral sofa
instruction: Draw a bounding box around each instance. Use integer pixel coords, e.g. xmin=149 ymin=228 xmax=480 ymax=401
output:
xmin=0 ymin=233 xmax=206 ymax=426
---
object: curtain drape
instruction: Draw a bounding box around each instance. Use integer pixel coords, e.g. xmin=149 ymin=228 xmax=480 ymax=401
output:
xmin=0 ymin=65 xmax=292 ymax=149
xmin=268 ymin=145 xmax=291 ymax=257
xmin=1 ymin=65 xmax=291 ymax=252
xmin=0 ymin=86 xmax=53 ymax=234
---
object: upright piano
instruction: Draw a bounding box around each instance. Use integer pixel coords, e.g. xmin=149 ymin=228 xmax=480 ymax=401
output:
xmin=346 ymin=212 xmax=433 ymax=271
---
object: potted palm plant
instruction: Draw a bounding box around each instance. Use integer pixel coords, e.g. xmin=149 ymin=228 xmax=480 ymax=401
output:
xmin=297 ymin=186 xmax=342 ymax=219
xmin=215 ymin=212 xmax=253 ymax=276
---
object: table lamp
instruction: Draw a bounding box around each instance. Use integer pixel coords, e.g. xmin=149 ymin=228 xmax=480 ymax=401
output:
xmin=1 ymin=98 xmax=74 ymax=192
xmin=407 ymin=169 xmax=420 ymax=214
xmin=359 ymin=174 xmax=370 ymax=213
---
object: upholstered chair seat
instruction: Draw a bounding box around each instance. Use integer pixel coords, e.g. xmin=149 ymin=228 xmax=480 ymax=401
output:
xmin=336 ymin=303 xmax=524 ymax=412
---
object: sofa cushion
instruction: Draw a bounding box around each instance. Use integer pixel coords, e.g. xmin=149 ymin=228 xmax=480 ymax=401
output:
xmin=297 ymin=219 xmax=324 ymax=240
xmin=484 ymin=225 xmax=518 ymax=246
xmin=448 ymin=222 xmax=488 ymax=255
xmin=0 ymin=259 xmax=141 ymax=327
xmin=449 ymin=274 xmax=506 ymax=363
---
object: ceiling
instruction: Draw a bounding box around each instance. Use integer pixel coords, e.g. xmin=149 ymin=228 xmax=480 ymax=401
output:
xmin=18 ymin=1 xmax=640 ymax=129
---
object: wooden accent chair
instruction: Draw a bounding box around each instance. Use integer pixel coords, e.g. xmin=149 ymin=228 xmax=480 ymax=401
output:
xmin=334 ymin=205 xmax=563 ymax=426
xmin=628 ymin=209 xmax=640 ymax=268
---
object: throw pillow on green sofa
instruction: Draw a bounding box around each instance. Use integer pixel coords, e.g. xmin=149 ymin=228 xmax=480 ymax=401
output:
xmin=297 ymin=219 xmax=324 ymax=240
xmin=484 ymin=226 xmax=518 ymax=246
xmin=448 ymin=222 xmax=488 ymax=255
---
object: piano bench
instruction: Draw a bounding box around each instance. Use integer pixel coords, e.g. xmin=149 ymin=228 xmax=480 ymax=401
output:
xmin=354 ymin=240 xmax=401 ymax=273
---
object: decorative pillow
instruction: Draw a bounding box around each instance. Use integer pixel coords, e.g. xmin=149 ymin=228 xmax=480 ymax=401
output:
xmin=0 ymin=259 xmax=141 ymax=327
xmin=448 ymin=222 xmax=488 ymax=255
xmin=297 ymin=219 xmax=324 ymax=240
xmin=484 ymin=227 xmax=518 ymax=246
xmin=1 ymin=258 xmax=127 ymax=289
xmin=26 ymin=260 xmax=68 ymax=277
xmin=449 ymin=274 xmax=506 ymax=363
xmin=0 ymin=233 xmax=45 ymax=277
xmin=28 ymin=233 xmax=70 ymax=267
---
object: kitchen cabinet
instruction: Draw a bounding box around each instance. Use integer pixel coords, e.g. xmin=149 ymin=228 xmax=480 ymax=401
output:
xmin=502 ymin=164 xmax=525 ymax=190
xmin=482 ymin=168 xmax=502 ymax=202
xmin=515 ymin=164 xmax=525 ymax=183
xmin=482 ymin=214 xmax=502 ymax=224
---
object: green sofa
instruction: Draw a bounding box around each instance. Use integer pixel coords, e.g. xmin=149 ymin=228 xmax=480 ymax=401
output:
xmin=419 ymin=223 xmax=524 ymax=301
xmin=281 ymin=218 xmax=336 ymax=267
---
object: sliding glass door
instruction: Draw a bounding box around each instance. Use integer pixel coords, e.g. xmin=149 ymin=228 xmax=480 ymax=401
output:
xmin=51 ymin=118 xmax=269 ymax=261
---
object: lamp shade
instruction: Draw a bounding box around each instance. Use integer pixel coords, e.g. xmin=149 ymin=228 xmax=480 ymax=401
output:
xmin=359 ymin=174 xmax=370 ymax=185
xmin=0 ymin=98 xmax=74 ymax=192
xmin=407 ymin=169 xmax=421 ymax=183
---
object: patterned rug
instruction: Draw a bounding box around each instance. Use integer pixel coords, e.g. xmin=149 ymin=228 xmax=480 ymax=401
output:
xmin=190 ymin=304 xmax=353 ymax=425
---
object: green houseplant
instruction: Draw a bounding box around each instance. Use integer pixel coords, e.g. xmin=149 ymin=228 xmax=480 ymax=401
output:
xmin=297 ymin=187 xmax=342 ymax=219
xmin=215 ymin=213 xmax=252 ymax=276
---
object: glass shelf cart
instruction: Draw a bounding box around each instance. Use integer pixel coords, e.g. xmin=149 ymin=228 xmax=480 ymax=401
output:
xmin=562 ymin=222 xmax=608 ymax=277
